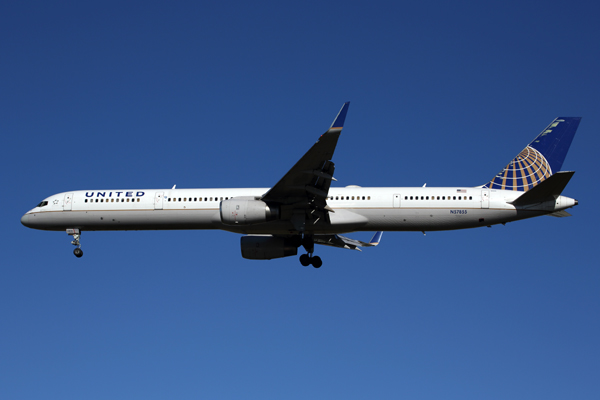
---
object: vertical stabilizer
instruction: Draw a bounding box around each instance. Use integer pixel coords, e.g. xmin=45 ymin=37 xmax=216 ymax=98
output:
xmin=483 ymin=117 xmax=580 ymax=191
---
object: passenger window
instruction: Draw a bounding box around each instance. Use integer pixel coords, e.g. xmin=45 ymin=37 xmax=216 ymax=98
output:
xmin=85 ymin=199 xmax=88 ymax=203
xmin=352 ymin=196 xmax=355 ymax=200
xmin=367 ymin=196 xmax=371 ymax=200
xmin=469 ymin=196 xmax=473 ymax=200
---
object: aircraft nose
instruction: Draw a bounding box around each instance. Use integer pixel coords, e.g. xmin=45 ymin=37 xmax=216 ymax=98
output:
xmin=21 ymin=213 xmax=30 ymax=227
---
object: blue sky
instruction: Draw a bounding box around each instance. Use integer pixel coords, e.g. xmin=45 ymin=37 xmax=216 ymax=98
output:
xmin=2 ymin=1 xmax=599 ymax=398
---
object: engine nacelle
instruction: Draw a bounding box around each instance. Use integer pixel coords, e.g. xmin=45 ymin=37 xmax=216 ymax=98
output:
xmin=241 ymin=236 xmax=298 ymax=260
xmin=220 ymin=198 xmax=278 ymax=226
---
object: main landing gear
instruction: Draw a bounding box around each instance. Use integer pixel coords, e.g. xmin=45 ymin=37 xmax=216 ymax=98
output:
xmin=298 ymin=234 xmax=322 ymax=268
xmin=299 ymin=253 xmax=323 ymax=268
xmin=67 ymin=229 xmax=83 ymax=258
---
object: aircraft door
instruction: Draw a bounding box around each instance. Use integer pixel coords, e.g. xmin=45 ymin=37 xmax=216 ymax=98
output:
xmin=481 ymin=190 xmax=490 ymax=209
xmin=393 ymin=194 xmax=401 ymax=208
xmin=154 ymin=191 xmax=164 ymax=210
xmin=63 ymin=193 xmax=74 ymax=211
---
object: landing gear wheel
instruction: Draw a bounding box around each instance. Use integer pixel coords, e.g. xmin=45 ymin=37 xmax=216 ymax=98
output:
xmin=67 ymin=229 xmax=83 ymax=258
xmin=299 ymin=254 xmax=311 ymax=267
xmin=311 ymin=256 xmax=322 ymax=269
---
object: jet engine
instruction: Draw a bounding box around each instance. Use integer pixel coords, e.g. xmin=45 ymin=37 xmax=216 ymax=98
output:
xmin=241 ymin=236 xmax=298 ymax=260
xmin=220 ymin=198 xmax=279 ymax=226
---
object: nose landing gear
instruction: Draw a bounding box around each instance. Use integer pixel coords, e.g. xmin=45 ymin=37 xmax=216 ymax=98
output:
xmin=67 ymin=229 xmax=83 ymax=258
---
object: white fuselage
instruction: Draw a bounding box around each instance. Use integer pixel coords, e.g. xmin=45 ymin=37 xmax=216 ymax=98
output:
xmin=21 ymin=186 xmax=577 ymax=235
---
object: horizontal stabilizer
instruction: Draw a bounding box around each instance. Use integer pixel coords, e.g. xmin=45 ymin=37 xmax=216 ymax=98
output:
xmin=510 ymin=171 xmax=575 ymax=206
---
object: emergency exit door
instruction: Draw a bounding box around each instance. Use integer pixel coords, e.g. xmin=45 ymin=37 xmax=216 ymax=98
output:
xmin=154 ymin=192 xmax=164 ymax=210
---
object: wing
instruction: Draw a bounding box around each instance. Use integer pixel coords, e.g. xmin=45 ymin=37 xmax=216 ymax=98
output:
xmin=314 ymin=231 xmax=383 ymax=251
xmin=261 ymin=102 xmax=350 ymax=233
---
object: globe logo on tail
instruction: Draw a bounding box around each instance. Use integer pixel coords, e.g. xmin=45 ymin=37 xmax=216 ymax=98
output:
xmin=485 ymin=146 xmax=552 ymax=191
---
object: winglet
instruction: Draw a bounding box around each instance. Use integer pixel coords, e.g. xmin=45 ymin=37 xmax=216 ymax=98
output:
xmin=330 ymin=102 xmax=350 ymax=129
xmin=369 ymin=231 xmax=383 ymax=246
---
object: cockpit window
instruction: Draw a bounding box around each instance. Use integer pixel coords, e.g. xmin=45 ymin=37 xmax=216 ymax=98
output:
xmin=36 ymin=201 xmax=49 ymax=208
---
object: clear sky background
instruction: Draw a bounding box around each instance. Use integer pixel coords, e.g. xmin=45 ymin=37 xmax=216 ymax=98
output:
xmin=2 ymin=1 xmax=599 ymax=399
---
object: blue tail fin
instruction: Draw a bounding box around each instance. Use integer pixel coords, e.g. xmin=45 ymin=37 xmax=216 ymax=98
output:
xmin=483 ymin=117 xmax=581 ymax=191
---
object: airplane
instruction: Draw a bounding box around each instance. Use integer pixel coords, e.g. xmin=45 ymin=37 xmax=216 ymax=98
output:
xmin=21 ymin=103 xmax=580 ymax=268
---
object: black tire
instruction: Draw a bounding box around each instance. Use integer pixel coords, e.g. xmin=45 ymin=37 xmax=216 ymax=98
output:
xmin=74 ymin=248 xmax=83 ymax=258
xmin=311 ymin=256 xmax=322 ymax=268
xmin=299 ymin=254 xmax=310 ymax=267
